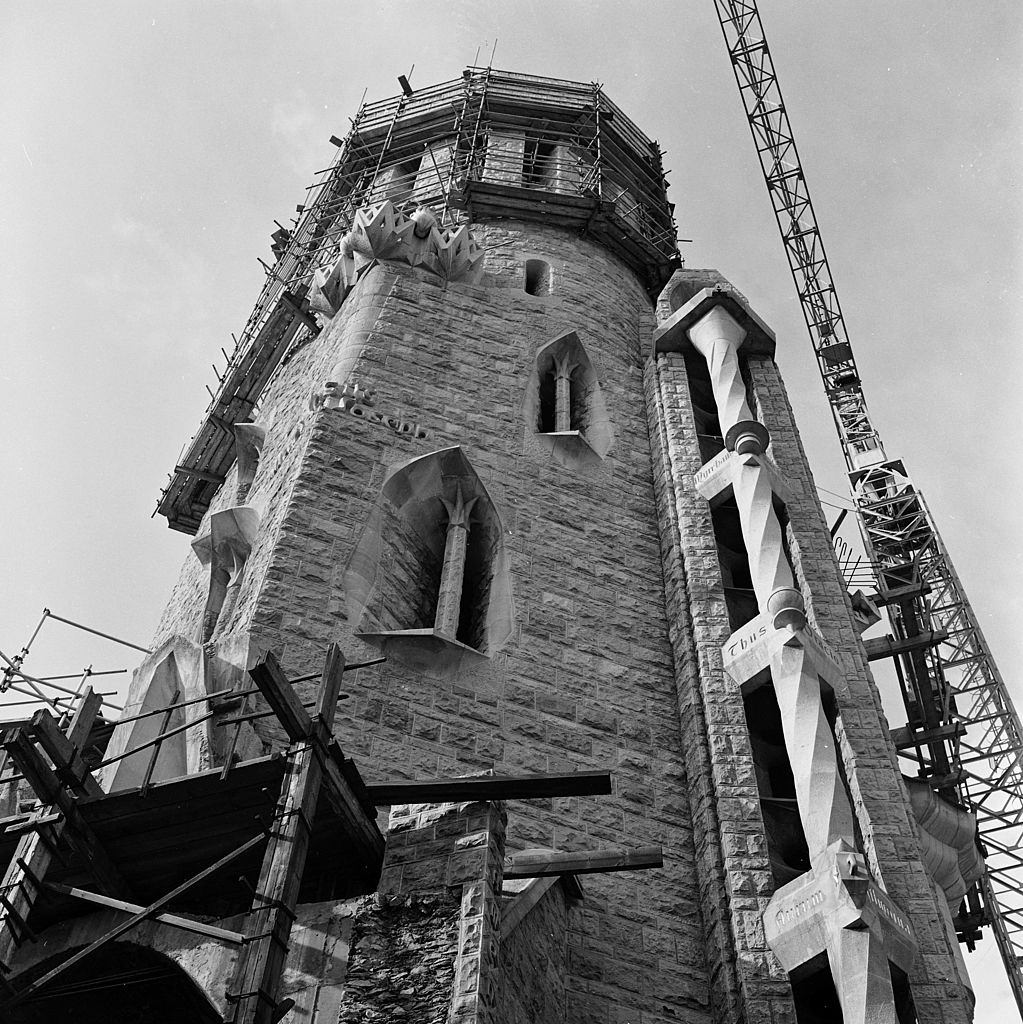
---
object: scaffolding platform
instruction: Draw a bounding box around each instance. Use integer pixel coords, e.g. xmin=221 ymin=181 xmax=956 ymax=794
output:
xmin=155 ymin=66 xmax=680 ymax=534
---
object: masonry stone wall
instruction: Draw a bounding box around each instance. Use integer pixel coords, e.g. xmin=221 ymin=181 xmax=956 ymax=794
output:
xmin=143 ymin=202 xmax=977 ymax=1021
xmin=149 ymin=220 xmax=714 ymax=1023
xmin=498 ymin=883 xmax=569 ymax=1024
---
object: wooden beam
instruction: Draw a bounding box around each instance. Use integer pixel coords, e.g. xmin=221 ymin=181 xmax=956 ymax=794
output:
xmin=863 ymin=630 xmax=948 ymax=662
xmin=44 ymin=882 xmax=246 ymax=944
xmin=4 ymin=831 xmax=266 ymax=1008
xmin=316 ymin=750 xmax=385 ymax=858
xmin=503 ymin=845 xmax=663 ymax=879
xmin=890 ymin=721 xmax=966 ymax=751
xmin=367 ymin=770 xmax=613 ymax=806
xmin=29 ymin=711 xmax=103 ymax=798
xmin=67 ymin=687 xmax=103 ymax=749
xmin=247 ymin=650 xmax=382 ymax=863
xmin=248 ymin=651 xmax=313 ymax=743
xmin=0 ymin=719 xmax=131 ymax=972
xmin=173 ymin=464 xmax=227 ymax=485
xmin=0 ymin=812 xmax=62 ymax=838
xmin=0 ymin=829 xmax=52 ymax=968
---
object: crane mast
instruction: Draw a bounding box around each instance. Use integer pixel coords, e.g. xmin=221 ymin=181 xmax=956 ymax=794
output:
xmin=712 ymin=0 xmax=1023 ymax=1011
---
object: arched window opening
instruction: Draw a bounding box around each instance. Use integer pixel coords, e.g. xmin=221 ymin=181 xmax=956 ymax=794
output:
xmin=15 ymin=943 xmax=222 ymax=1024
xmin=526 ymin=331 xmax=613 ymax=469
xmin=347 ymin=447 xmax=513 ymax=671
xmin=368 ymin=153 xmax=424 ymax=206
xmin=525 ymin=259 xmax=552 ymax=296
xmin=536 ymin=353 xmax=577 ymax=434
xmin=743 ymin=680 xmax=810 ymax=888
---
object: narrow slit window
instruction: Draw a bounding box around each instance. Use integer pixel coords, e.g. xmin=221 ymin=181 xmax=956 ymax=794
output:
xmin=526 ymin=331 xmax=614 ymax=468
xmin=525 ymin=259 xmax=552 ymax=296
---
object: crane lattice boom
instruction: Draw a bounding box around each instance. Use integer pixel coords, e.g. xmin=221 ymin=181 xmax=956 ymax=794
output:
xmin=712 ymin=0 xmax=1023 ymax=1011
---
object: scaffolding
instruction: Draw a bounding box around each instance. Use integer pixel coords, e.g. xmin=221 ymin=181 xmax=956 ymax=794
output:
xmin=155 ymin=66 xmax=680 ymax=534
xmin=0 ymin=642 xmax=624 ymax=1021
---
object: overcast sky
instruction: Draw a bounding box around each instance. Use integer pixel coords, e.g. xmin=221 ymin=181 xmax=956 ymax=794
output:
xmin=2 ymin=1 xmax=1020 ymax=1013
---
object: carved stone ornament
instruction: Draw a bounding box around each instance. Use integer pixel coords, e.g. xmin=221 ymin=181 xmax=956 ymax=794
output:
xmin=687 ymin=294 xmax=917 ymax=1024
xmin=308 ymin=200 xmax=485 ymax=320
xmin=191 ymin=505 xmax=261 ymax=643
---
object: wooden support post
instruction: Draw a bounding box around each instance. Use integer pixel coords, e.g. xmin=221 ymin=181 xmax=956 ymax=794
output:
xmin=227 ymin=644 xmax=346 ymax=1024
xmin=248 ymin=651 xmax=382 ymax=858
xmin=29 ymin=712 xmax=103 ymax=798
xmin=67 ymin=686 xmax=103 ymax=750
xmin=247 ymin=651 xmax=315 ymax=742
xmin=4 ymin=731 xmax=130 ymax=897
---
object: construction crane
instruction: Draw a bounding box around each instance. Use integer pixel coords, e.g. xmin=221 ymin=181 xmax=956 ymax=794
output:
xmin=712 ymin=1 xmax=1023 ymax=1011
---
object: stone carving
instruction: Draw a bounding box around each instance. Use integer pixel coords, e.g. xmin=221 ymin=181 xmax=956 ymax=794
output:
xmin=685 ymin=294 xmax=917 ymax=1023
xmin=347 ymin=446 xmax=513 ymax=673
xmin=688 ymin=303 xmax=804 ymax=631
xmin=191 ymin=505 xmax=261 ymax=644
xmin=552 ymin=352 xmax=574 ymax=432
xmin=765 ymin=839 xmax=917 ymax=1020
xmin=321 ymin=380 xmax=429 ymax=440
xmin=307 ymin=236 xmax=358 ymax=317
xmin=308 ymin=201 xmax=484 ymax=322
xmin=435 ymin=485 xmax=478 ymax=640
xmin=769 ymin=637 xmax=856 ymax=856
xmin=232 ymin=421 xmax=267 ymax=503
xmin=524 ymin=330 xmax=614 ymax=469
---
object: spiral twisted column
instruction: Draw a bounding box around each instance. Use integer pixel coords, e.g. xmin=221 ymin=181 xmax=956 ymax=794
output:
xmin=688 ymin=305 xmax=804 ymax=630
xmin=770 ymin=640 xmax=856 ymax=855
xmin=685 ymin=298 xmax=909 ymax=1023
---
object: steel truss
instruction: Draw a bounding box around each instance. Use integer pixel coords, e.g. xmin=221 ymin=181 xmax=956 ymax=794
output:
xmin=713 ymin=0 xmax=1023 ymax=1010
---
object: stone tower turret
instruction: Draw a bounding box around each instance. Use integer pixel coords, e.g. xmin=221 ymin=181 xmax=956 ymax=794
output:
xmin=1 ymin=69 xmax=976 ymax=1024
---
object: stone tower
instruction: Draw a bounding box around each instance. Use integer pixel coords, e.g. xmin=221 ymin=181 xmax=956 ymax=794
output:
xmin=0 ymin=70 xmax=978 ymax=1023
